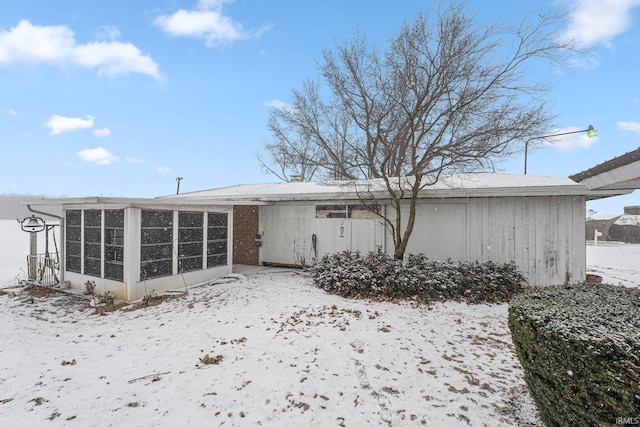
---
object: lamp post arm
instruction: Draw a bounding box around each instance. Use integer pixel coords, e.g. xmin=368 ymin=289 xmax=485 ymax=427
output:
xmin=523 ymin=126 xmax=596 ymax=175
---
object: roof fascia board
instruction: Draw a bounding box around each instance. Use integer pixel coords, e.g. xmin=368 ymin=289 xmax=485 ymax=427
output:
xmin=187 ymin=185 xmax=594 ymax=202
xmin=577 ymin=161 xmax=640 ymax=191
xmin=584 ymin=188 xmax=634 ymax=201
xmin=21 ymin=197 xmax=256 ymax=209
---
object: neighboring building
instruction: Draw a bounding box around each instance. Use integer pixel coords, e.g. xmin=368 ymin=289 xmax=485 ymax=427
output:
xmin=571 ymin=147 xmax=640 ymax=244
xmin=586 ymin=206 xmax=640 ymax=243
xmin=25 ymin=166 xmax=639 ymax=300
xmin=585 ymin=214 xmax=621 ymax=242
xmin=623 ymin=205 xmax=640 ymax=215
xmin=608 ymin=206 xmax=640 ymax=243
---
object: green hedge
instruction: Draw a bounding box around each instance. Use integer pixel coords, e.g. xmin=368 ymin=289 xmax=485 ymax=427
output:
xmin=311 ymin=250 xmax=525 ymax=303
xmin=509 ymin=283 xmax=640 ymax=426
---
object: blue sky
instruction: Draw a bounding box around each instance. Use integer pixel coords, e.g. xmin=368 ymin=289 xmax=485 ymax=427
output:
xmin=1 ymin=0 xmax=639 ymax=215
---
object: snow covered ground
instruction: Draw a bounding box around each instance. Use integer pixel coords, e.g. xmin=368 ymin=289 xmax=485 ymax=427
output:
xmin=0 ymin=219 xmax=638 ymax=426
xmin=0 ymin=270 xmax=539 ymax=426
xmin=586 ymin=241 xmax=640 ymax=288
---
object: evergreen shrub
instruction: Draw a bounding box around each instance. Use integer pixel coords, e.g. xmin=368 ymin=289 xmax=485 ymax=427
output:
xmin=310 ymin=250 xmax=525 ymax=303
xmin=509 ymin=283 xmax=640 ymax=426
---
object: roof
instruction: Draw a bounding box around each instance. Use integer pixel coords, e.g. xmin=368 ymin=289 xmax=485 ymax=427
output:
xmin=21 ymin=196 xmax=237 ymax=209
xmin=614 ymin=214 xmax=640 ymax=227
xmin=570 ymin=147 xmax=640 ymax=196
xmin=587 ymin=214 xmax=622 ymax=221
xmin=25 ymin=172 xmax=633 ymax=208
xmin=161 ymin=173 xmax=604 ymax=203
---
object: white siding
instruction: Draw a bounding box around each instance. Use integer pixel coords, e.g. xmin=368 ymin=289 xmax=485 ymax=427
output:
xmin=403 ymin=201 xmax=468 ymax=260
xmin=389 ymin=196 xmax=585 ymax=286
xmin=315 ymin=218 xmax=384 ymax=257
xmin=260 ymin=204 xmax=385 ymax=266
xmin=260 ymin=196 xmax=586 ymax=286
xmin=465 ymin=196 xmax=585 ymax=286
xmin=261 ymin=204 xmax=315 ymax=266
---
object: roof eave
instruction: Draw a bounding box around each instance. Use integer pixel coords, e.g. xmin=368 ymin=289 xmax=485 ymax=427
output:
xmin=20 ymin=197 xmax=242 ymax=209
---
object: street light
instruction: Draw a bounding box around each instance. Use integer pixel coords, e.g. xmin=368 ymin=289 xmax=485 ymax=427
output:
xmin=524 ymin=125 xmax=598 ymax=174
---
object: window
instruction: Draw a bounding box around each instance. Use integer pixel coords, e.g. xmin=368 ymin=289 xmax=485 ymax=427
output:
xmin=65 ymin=210 xmax=81 ymax=273
xmin=84 ymin=210 xmax=102 ymax=277
xmin=207 ymin=212 xmax=227 ymax=267
xmin=316 ymin=204 xmax=380 ymax=219
xmin=348 ymin=204 xmax=380 ymax=219
xmin=65 ymin=208 xmax=227 ymax=281
xmin=65 ymin=209 xmax=125 ymax=281
xmin=178 ymin=212 xmax=203 ymax=272
xmin=316 ymin=204 xmax=348 ymax=218
xmin=104 ymin=210 xmax=124 ymax=281
xmin=141 ymin=210 xmax=173 ymax=279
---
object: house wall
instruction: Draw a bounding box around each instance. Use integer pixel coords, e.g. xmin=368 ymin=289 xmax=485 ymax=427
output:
xmin=259 ymin=202 xmax=385 ymax=266
xmin=402 ymin=201 xmax=468 ymax=260
xmin=609 ymin=215 xmax=640 ymax=243
xmin=233 ymin=205 xmax=260 ymax=265
xmin=398 ymin=196 xmax=586 ymax=286
xmin=314 ymin=217 xmax=385 ymax=257
xmin=257 ymin=195 xmax=586 ymax=286
xmin=467 ymin=196 xmax=585 ymax=286
xmin=260 ymin=204 xmax=315 ymax=266
xmin=625 ymin=206 xmax=640 ymax=215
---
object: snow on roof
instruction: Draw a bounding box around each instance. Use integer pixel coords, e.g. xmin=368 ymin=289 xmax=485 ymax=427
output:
xmin=614 ymin=215 xmax=640 ymax=226
xmin=589 ymin=214 xmax=622 ymax=221
xmin=25 ymin=172 xmax=631 ymax=208
xmin=162 ymin=173 xmax=588 ymax=203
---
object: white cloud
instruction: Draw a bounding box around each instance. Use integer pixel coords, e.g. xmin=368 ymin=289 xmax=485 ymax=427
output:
xmin=265 ymin=99 xmax=295 ymax=113
xmin=265 ymin=99 xmax=287 ymax=109
xmin=0 ymin=20 xmax=161 ymax=79
xmin=618 ymin=120 xmax=640 ymax=133
xmin=544 ymin=126 xmax=599 ymax=151
xmin=44 ymin=114 xmax=94 ymax=135
xmin=125 ymin=156 xmax=144 ymax=164
xmin=3 ymin=108 xmax=17 ymax=116
xmin=156 ymin=166 xmax=171 ymax=175
xmin=154 ymin=0 xmax=268 ymax=47
xmin=95 ymin=25 xmax=121 ymax=41
xmin=93 ymin=127 xmax=111 ymax=137
xmin=561 ymin=0 xmax=640 ymax=47
xmin=77 ymin=147 xmax=118 ymax=165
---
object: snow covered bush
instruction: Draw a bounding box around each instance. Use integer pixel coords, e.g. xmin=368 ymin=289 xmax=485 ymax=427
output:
xmin=509 ymin=283 xmax=640 ymax=427
xmin=310 ymin=250 xmax=524 ymax=303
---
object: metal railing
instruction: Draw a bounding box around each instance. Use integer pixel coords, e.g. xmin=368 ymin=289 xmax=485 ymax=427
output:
xmin=26 ymin=254 xmax=60 ymax=286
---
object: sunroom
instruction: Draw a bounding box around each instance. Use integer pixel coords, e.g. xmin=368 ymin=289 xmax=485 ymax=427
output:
xmin=30 ymin=198 xmax=234 ymax=301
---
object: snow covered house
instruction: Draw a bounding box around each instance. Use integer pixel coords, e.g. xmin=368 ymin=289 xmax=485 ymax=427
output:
xmin=585 ymin=214 xmax=622 ymax=242
xmin=25 ymin=158 xmax=640 ymax=301
xmin=608 ymin=206 xmax=640 ymax=243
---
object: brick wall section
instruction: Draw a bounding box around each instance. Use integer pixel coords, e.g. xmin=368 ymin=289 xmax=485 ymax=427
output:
xmin=233 ymin=205 xmax=260 ymax=265
xmin=624 ymin=206 xmax=640 ymax=215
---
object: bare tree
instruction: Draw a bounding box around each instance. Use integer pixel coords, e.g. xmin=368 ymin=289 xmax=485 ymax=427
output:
xmin=258 ymin=80 xmax=364 ymax=181
xmin=260 ymin=2 xmax=578 ymax=259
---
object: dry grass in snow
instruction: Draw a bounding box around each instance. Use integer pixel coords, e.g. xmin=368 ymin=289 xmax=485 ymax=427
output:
xmin=0 ymin=269 xmax=541 ymax=426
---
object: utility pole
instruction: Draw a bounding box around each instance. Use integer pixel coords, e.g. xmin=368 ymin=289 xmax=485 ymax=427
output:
xmin=176 ymin=177 xmax=183 ymax=194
